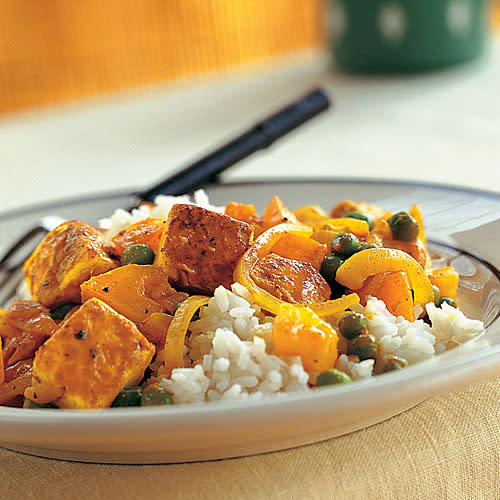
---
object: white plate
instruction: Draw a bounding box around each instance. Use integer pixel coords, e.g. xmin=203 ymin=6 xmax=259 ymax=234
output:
xmin=1 ymin=179 xmax=500 ymax=464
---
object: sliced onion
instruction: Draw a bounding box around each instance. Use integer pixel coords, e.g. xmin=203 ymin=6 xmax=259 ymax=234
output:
xmin=162 ymin=295 xmax=210 ymax=377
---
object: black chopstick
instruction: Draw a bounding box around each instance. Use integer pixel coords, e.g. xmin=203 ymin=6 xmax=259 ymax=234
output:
xmin=137 ymin=88 xmax=331 ymax=203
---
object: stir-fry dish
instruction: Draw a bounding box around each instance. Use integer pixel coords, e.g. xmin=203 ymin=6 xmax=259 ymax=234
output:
xmin=0 ymin=191 xmax=484 ymax=409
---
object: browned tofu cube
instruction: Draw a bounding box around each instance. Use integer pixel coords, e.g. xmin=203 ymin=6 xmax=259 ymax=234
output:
xmin=155 ymin=204 xmax=253 ymax=294
xmin=250 ymin=254 xmax=331 ymax=304
xmin=31 ymin=297 xmax=154 ymax=409
xmin=23 ymin=221 xmax=118 ymax=308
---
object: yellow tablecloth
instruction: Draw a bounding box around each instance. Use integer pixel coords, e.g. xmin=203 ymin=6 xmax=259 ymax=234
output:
xmin=1 ymin=376 xmax=500 ymax=499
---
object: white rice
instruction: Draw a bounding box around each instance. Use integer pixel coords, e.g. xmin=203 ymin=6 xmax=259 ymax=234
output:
xmin=160 ymin=285 xmax=310 ymax=404
xmin=100 ymin=189 xmax=223 ymax=237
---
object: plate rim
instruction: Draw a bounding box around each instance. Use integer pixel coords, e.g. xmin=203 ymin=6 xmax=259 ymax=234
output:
xmin=1 ymin=178 xmax=500 ymax=460
xmin=1 ymin=176 xmax=500 ymax=221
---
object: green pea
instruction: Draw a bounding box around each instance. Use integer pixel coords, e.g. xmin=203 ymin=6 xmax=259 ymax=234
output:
xmin=439 ymin=296 xmax=457 ymax=308
xmin=121 ymin=244 xmax=155 ymax=265
xmin=111 ymin=386 xmax=142 ymax=407
xmin=339 ymin=312 xmax=368 ymax=340
xmin=24 ymin=399 xmax=58 ymax=409
xmin=49 ymin=303 xmax=78 ymax=321
xmin=343 ymin=211 xmax=373 ymax=230
xmin=375 ymin=355 xmax=408 ymax=374
xmin=387 ymin=212 xmax=419 ymax=242
xmin=320 ymin=255 xmax=345 ymax=285
xmin=432 ymin=285 xmax=441 ymax=306
xmin=347 ymin=334 xmax=379 ymax=361
xmin=316 ymin=369 xmax=352 ymax=387
xmin=331 ymin=232 xmax=361 ymax=256
xmin=141 ymin=384 xmax=173 ymax=406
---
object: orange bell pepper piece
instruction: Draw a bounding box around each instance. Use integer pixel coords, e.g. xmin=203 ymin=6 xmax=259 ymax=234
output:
xmin=225 ymin=202 xmax=262 ymax=226
xmin=111 ymin=217 xmax=167 ymax=256
xmin=427 ymin=266 xmax=459 ymax=300
xmin=273 ymin=303 xmax=339 ymax=373
xmin=335 ymin=248 xmax=434 ymax=307
xmin=261 ymin=196 xmax=297 ymax=231
xmin=356 ymin=271 xmax=414 ymax=321
xmin=271 ymin=233 xmax=327 ymax=270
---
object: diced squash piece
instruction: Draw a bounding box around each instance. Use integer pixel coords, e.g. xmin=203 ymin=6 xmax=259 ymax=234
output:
xmin=155 ymin=204 xmax=253 ymax=294
xmin=273 ymin=303 xmax=339 ymax=373
xmin=427 ymin=266 xmax=459 ymax=300
xmin=225 ymin=202 xmax=262 ymax=229
xmin=250 ymin=254 xmax=331 ymax=305
xmin=30 ymin=298 xmax=154 ymax=409
xmin=138 ymin=312 xmax=173 ymax=352
xmin=336 ymin=248 xmax=434 ymax=307
xmin=111 ymin=217 xmax=167 ymax=256
xmin=261 ymin=196 xmax=298 ymax=231
xmin=293 ymin=205 xmax=328 ymax=226
xmin=81 ymin=264 xmax=187 ymax=324
xmin=0 ymin=301 xmax=57 ymax=367
xmin=271 ymin=233 xmax=327 ymax=270
xmin=356 ymin=271 xmax=415 ymax=321
xmin=23 ymin=221 xmax=118 ymax=308
xmin=330 ymin=199 xmax=386 ymax=220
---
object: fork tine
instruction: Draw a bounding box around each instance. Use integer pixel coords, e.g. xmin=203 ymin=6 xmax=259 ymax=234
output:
xmin=0 ymin=268 xmax=24 ymax=307
xmin=0 ymin=226 xmax=45 ymax=271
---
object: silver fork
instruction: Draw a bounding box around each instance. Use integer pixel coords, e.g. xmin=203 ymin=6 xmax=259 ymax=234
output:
xmin=0 ymin=216 xmax=66 ymax=306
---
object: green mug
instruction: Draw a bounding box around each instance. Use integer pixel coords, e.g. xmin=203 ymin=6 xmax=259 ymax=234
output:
xmin=330 ymin=0 xmax=487 ymax=72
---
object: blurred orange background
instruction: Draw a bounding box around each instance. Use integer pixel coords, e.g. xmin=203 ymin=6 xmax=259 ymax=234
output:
xmin=0 ymin=0 xmax=323 ymax=115
xmin=0 ymin=0 xmax=498 ymax=116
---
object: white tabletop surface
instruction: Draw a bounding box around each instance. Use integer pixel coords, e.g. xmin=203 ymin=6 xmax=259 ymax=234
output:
xmin=1 ymin=39 xmax=499 ymax=215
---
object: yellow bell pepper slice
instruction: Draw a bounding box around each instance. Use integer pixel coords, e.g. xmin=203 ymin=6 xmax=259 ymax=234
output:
xmin=162 ymin=295 xmax=210 ymax=377
xmin=293 ymin=205 xmax=328 ymax=226
xmin=315 ymin=218 xmax=370 ymax=238
xmin=335 ymin=248 xmax=434 ymax=306
xmin=311 ymin=229 xmax=338 ymax=248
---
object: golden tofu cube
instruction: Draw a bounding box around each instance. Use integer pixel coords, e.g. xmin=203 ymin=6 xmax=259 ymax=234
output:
xmin=155 ymin=204 xmax=253 ymax=294
xmin=23 ymin=221 xmax=118 ymax=308
xmin=31 ymin=297 xmax=154 ymax=409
